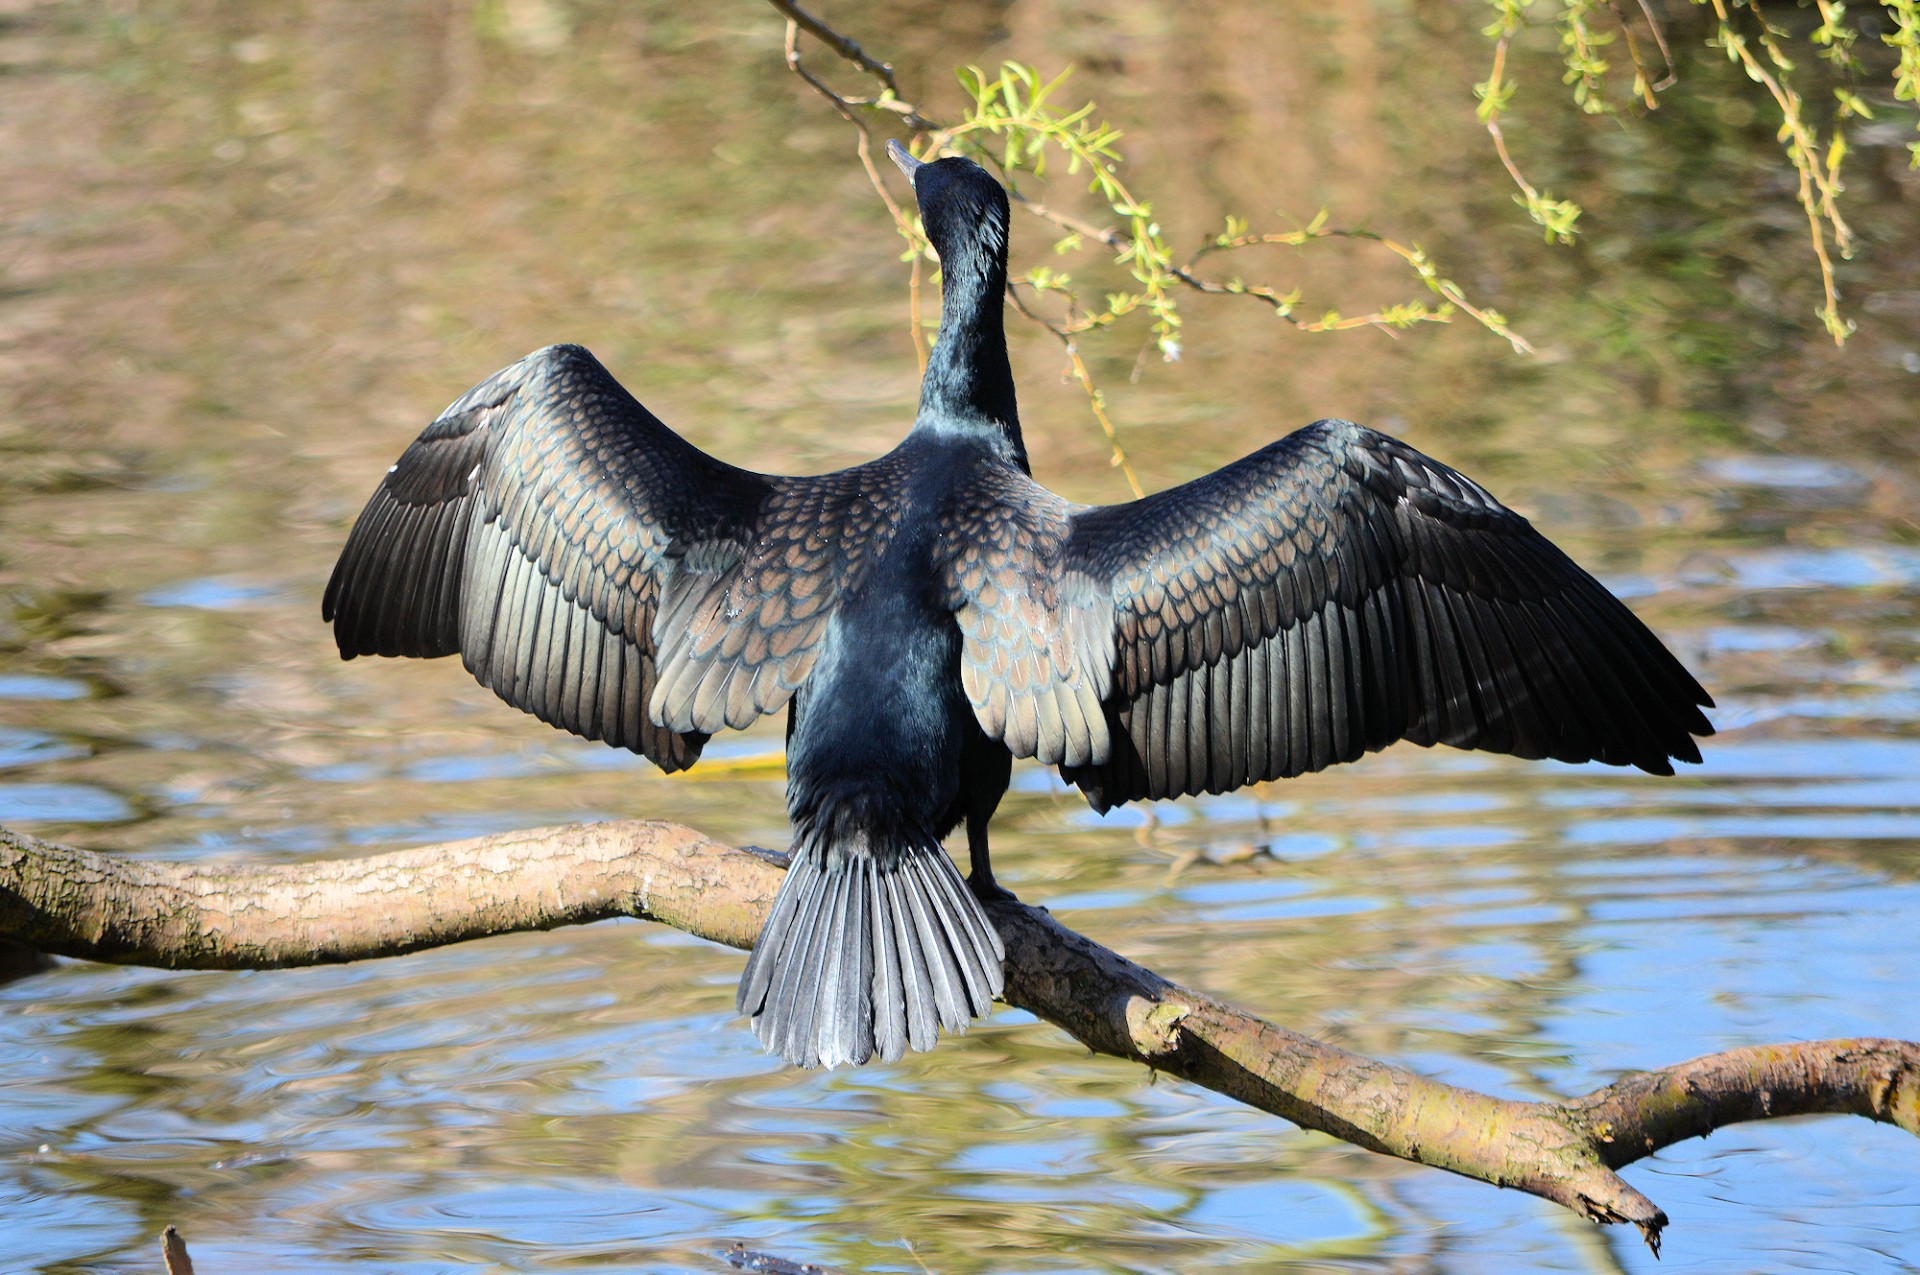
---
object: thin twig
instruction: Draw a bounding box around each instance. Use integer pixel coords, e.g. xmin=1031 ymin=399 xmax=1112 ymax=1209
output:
xmin=1474 ymin=19 xmax=1584 ymax=245
xmin=1485 ymin=34 xmax=1540 ymax=199
xmin=161 ymin=1227 xmax=196 ymax=1275
xmin=1015 ymin=193 xmax=1530 ymax=349
xmin=782 ymin=19 xmax=928 ymax=372
xmin=1191 ymin=230 xmax=1533 ymax=353
xmin=908 ymin=240 xmax=927 ymax=373
xmin=1704 ymin=0 xmax=1853 ymax=341
xmin=1626 ymin=0 xmax=1677 ymax=92
xmin=763 ymin=0 xmax=934 ymax=129
xmin=1606 ymin=0 xmax=1670 ymax=106
xmin=1006 ymin=282 xmax=1146 ymax=497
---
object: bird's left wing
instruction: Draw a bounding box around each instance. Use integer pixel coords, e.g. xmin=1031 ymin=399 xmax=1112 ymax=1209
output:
xmin=975 ymin=419 xmax=1712 ymax=812
xmin=323 ymin=344 xmax=847 ymax=770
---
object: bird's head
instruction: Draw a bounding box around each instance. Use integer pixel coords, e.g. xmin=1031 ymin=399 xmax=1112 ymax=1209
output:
xmin=887 ymin=141 xmax=1010 ymax=278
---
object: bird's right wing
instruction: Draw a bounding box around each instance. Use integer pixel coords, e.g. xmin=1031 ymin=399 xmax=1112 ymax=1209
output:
xmin=323 ymin=343 xmax=847 ymax=771
xmin=1054 ymin=419 xmax=1713 ymax=810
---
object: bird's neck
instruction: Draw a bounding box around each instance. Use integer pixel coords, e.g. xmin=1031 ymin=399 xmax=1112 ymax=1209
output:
xmin=913 ymin=247 xmax=1026 ymax=469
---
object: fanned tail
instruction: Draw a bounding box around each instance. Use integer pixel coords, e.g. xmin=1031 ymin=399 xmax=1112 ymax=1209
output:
xmin=737 ymin=835 xmax=1004 ymax=1069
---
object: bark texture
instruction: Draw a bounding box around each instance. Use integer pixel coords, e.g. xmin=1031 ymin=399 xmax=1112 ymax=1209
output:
xmin=5 ymin=819 xmax=1915 ymax=1250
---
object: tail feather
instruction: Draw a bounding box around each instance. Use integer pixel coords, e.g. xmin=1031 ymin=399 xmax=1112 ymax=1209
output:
xmin=881 ymin=869 xmax=938 ymax=1056
xmin=738 ymin=836 xmax=1004 ymax=1068
xmin=866 ymin=866 xmax=907 ymax=1063
xmin=896 ymin=866 xmax=966 ymax=1036
xmin=810 ymin=860 xmax=870 ymax=1064
xmin=926 ymin=852 xmax=1002 ymax=1010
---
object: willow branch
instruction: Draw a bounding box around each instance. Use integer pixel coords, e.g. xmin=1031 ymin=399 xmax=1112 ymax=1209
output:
xmin=1483 ymin=34 xmax=1543 ymax=200
xmin=762 ymin=0 xmax=932 ymax=128
xmin=1607 ymin=0 xmax=1676 ymax=100
xmin=3 ymin=819 xmax=1914 ymax=1253
xmin=777 ymin=15 xmax=929 ymax=372
xmin=1704 ymin=0 xmax=1853 ymax=342
xmin=771 ymin=0 xmax=1530 ymax=399
xmin=1004 ymin=282 xmax=1147 ymax=497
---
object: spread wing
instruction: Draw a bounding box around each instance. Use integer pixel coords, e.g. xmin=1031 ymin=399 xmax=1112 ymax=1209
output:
xmin=323 ymin=343 xmax=850 ymax=771
xmin=953 ymin=418 xmax=1712 ymax=811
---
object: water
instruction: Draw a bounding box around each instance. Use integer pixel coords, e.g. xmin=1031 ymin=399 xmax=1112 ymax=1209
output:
xmin=3 ymin=2 xmax=1919 ymax=1272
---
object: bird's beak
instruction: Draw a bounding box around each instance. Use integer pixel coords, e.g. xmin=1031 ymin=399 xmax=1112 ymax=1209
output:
xmin=886 ymin=139 xmax=923 ymax=182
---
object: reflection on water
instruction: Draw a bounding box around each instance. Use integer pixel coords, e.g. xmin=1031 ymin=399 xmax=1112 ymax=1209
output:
xmin=3 ymin=1 xmax=1919 ymax=1272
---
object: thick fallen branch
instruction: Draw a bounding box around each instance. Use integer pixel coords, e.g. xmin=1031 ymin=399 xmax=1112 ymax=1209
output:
xmin=3 ymin=820 xmax=1915 ymax=1251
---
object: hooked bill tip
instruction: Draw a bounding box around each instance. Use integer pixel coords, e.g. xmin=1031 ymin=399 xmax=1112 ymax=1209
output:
xmin=886 ymin=139 xmax=923 ymax=180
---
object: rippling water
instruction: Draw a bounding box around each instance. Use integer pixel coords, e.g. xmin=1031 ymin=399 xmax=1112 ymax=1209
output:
xmin=3 ymin=2 xmax=1919 ymax=1272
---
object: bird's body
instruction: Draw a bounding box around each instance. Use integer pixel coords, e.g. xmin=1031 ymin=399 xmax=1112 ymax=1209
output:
xmin=325 ymin=146 xmax=1712 ymax=1069
xmin=777 ymin=434 xmax=1013 ymax=871
xmin=742 ymin=434 xmax=1016 ymax=1066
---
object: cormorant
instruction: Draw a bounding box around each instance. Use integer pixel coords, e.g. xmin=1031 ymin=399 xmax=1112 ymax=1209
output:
xmin=323 ymin=141 xmax=1712 ymax=1069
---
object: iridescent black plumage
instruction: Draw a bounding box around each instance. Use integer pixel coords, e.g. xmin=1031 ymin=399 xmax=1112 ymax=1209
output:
xmin=324 ymin=144 xmax=1712 ymax=1069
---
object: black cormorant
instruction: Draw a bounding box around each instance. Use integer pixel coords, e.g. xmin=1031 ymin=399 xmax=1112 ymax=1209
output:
xmin=323 ymin=141 xmax=1712 ymax=1069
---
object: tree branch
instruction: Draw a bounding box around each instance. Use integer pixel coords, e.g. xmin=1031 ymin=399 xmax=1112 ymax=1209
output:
xmin=763 ymin=0 xmax=921 ymax=122
xmin=4 ymin=820 xmax=1915 ymax=1252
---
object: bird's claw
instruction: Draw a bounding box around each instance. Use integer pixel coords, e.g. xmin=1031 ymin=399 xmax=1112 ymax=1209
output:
xmin=968 ymin=875 xmax=1018 ymax=905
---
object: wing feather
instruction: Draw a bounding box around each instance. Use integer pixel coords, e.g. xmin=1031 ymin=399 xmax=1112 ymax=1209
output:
xmin=1053 ymin=418 xmax=1712 ymax=810
xmin=323 ymin=343 xmax=863 ymax=770
xmin=937 ymin=467 xmax=1114 ymax=769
